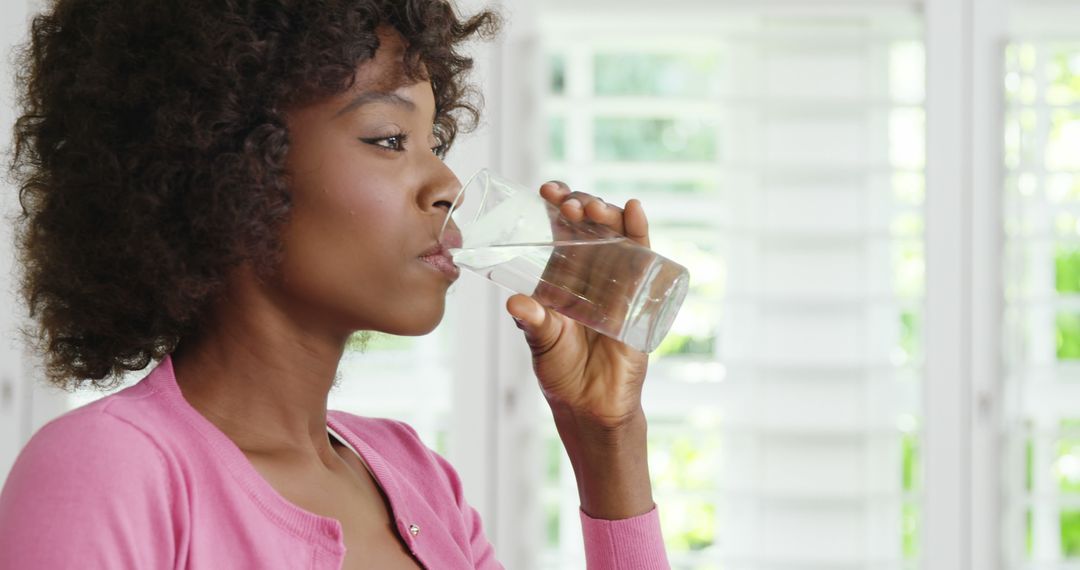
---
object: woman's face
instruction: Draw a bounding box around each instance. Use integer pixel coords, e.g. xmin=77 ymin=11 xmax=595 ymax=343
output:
xmin=278 ymin=28 xmax=462 ymax=338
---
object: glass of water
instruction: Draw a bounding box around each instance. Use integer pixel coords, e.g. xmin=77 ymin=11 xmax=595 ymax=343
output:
xmin=439 ymin=169 xmax=690 ymax=353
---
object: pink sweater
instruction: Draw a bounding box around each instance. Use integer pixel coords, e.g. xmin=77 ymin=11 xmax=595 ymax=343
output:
xmin=0 ymin=355 xmax=670 ymax=569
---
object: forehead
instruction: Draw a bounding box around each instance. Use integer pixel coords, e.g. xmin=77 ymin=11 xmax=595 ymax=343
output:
xmin=351 ymin=26 xmax=428 ymax=95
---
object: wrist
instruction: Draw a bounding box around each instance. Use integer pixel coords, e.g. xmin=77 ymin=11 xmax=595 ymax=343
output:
xmin=552 ymin=407 xmax=654 ymax=520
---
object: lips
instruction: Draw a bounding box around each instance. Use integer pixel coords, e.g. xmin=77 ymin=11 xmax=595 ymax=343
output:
xmin=419 ymin=241 xmax=460 ymax=282
xmin=418 ymin=227 xmax=462 ymax=281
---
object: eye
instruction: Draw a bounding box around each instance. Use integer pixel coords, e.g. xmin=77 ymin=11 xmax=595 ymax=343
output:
xmin=361 ymin=134 xmax=408 ymax=152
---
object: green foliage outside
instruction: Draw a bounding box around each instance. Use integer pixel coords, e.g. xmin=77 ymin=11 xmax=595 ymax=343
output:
xmin=548 ymin=116 xmax=565 ymax=161
xmin=653 ymin=332 xmax=716 ymax=358
xmin=549 ymin=54 xmax=566 ymax=94
xmin=594 ymin=117 xmax=717 ymax=162
xmin=345 ymin=331 xmax=414 ymax=353
xmin=1064 ymin=511 xmax=1080 ymax=556
xmin=902 ymin=503 xmax=920 ymax=560
xmin=893 ymin=173 xmax=926 ymax=206
xmin=594 ymin=179 xmax=718 ymax=196
xmin=593 ymin=53 xmax=722 ymax=98
xmin=1047 ymin=49 xmax=1080 ymax=105
xmin=545 ymin=499 xmax=560 ymax=548
xmin=649 ymin=428 xmax=721 ymax=552
xmin=1057 ymin=247 xmax=1080 ymax=293
xmin=1056 ymin=313 xmax=1080 ymax=360
xmin=901 ymin=433 xmax=920 ymax=559
xmin=899 ymin=310 xmax=921 ymax=363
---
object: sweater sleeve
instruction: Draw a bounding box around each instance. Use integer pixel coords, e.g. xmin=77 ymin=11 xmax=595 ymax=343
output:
xmin=580 ymin=505 xmax=671 ymax=570
xmin=0 ymin=409 xmax=178 ymax=570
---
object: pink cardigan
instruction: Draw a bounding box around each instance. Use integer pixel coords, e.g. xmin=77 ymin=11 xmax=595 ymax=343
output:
xmin=0 ymin=355 xmax=670 ymax=569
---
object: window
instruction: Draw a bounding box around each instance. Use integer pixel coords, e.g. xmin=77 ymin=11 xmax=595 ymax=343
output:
xmin=1004 ymin=39 xmax=1080 ymax=566
xmin=536 ymin=12 xmax=925 ymax=568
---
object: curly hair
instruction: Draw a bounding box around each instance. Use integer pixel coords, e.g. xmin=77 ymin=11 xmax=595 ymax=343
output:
xmin=9 ymin=0 xmax=499 ymax=390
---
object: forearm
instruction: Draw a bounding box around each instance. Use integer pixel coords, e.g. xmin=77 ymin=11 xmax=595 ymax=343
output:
xmin=552 ymin=407 xmax=655 ymax=520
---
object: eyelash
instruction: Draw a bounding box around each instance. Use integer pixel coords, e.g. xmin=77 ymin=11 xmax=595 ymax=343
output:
xmin=361 ymin=132 xmax=447 ymax=158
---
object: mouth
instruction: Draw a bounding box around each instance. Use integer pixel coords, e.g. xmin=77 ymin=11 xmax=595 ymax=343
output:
xmin=419 ymin=243 xmax=460 ymax=282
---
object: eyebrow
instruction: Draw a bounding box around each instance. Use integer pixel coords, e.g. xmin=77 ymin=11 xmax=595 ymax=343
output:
xmin=334 ymin=91 xmax=417 ymax=118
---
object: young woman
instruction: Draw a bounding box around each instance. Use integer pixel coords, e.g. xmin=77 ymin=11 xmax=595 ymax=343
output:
xmin=0 ymin=1 xmax=670 ymax=568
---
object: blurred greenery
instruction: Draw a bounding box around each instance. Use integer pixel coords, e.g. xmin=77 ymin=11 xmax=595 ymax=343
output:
xmin=1048 ymin=174 xmax=1080 ymax=203
xmin=1064 ymin=511 xmax=1080 ymax=556
xmin=595 ymin=117 xmax=717 ymax=162
xmin=894 ymin=241 xmax=925 ymax=298
xmin=546 ymin=437 xmax=562 ymax=485
xmin=1057 ymin=313 xmax=1080 ymax=360
xmin=548 ymin=116 xmax=566 ymax=161
xmin=902 ymin=433 xmax=919 ymax=492
xmin=594 ymin=179 xmax=718 ymax=196
xmin=649 ymin=430 xmax=722 ymax=493
xmin=901 ymin=433 xmax=920 ymax=559
xmin=345 ymin=331 xmax=414 ymax=353
xmin=1057 ymin=420 xmax=1080 ymax=493
xmin=893 ymin=173 xmax=925 ymax=206
xmin=550 ymin=54 xmax=566 ymax=94
xmin=1028 ymin=438 xmax=1034 ymax=492
xmin=902 ymin=503 xmax=920 ymax=560
xmin=1028 ymin=509 xmax=1034 ymax=557
xmin=1047 ymin=49 xmax=1080 ymax=106
xmin=594 ymin=53 xmax=722 ymax=98
xmin=1057 ymin=246 xmax=1080 ymax=293
xmin=649 ymin=428 xmax=721 ymax=551
xmin=654 ymin=332 xmax=716 ymax=358
xmin=1048 ymin=110 xmax=1080 ymax=171
xmin=545 ymin=498 xmax=560 ymax=548
xmin=891 ymin=212 xmax=924 ymax=237
xmin=899 ymin=310 xmax=921 ymax=364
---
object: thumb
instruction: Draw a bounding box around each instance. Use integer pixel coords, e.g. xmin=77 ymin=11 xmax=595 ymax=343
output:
xmin=506 ymin=294 xmax=562 ymax=356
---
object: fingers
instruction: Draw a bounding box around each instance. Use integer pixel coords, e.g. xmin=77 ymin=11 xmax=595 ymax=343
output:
xmin=506 ymin=294 xmax=565 ymax=357
xmin=623 ymin=198 xmax=650 ymax=248
xmin=541 ymin=181 xmax=622 ymax=223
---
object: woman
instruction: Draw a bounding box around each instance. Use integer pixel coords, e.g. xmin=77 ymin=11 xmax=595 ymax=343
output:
xmin=0 ymin=1 xmax=670 ymax=568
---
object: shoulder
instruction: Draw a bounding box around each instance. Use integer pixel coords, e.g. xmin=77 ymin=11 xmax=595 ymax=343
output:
xmin=0 ymin=403 xmax=179 ymax=567
xmin=6 ymin=402 xmax=172 ymax=494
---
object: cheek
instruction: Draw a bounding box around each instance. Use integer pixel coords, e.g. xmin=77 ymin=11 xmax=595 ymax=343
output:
xmin=283 ymin=171 xmax=415 ymax=290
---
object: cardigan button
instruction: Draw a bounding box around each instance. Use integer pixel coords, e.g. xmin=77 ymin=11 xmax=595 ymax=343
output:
xmin=408 ymin=524 xmax=421 ymax=537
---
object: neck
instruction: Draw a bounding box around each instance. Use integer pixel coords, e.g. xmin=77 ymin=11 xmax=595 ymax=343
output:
xmin=171 ymin=265 xmax=350 ymax=459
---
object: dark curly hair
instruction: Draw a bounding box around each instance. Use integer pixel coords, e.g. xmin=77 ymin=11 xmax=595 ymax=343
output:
xmin=9 ymin=0 xmax=499 ymax=390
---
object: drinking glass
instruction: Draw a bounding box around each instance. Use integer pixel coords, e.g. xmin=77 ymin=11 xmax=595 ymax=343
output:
xmin=439 ymin=169 xmax=690 ymax=353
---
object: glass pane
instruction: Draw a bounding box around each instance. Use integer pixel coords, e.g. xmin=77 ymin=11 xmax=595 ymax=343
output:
xmin=594 ymin=117 xmax=717 ymax=162
xmin=1047 ymin=110 xmax=1080 ymax=171
xmin=1047 ymin=45 xmax=1080 ymax=106
xmin=594 ymin=179 xmax=719 ymax=196
xmin=1057 ymin=313 xmax=1080 ymax=360
xmin=549 ymin=53 xmax=566 ymax=95
xmin=541 ymin=17 xmax=925 ymax=566
xmin=890 ymin=41 xmax=926 ymax=103
xmin=890 ymin=108 xmax=926 ymax=169
xmin=1056 ymin=246 xmax=1080 ymax=293
xmin=594 ymin=53 xmax=722 ymax=97
xmin=894 ymin=240 xmax=925 ymax=298
xmin=548 ymin=116 xmax=566 ymax=161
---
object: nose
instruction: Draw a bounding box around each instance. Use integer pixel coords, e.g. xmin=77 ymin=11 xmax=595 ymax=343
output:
xmin=420 ymin=159 xmax=463 ymax=215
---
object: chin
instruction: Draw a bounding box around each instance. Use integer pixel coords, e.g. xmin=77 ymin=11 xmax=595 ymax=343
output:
xmin=380 ymin=304 xmax=446 ymax=336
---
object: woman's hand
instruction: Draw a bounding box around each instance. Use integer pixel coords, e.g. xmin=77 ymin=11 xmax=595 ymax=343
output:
xmin=505 ymin=180 xmax=655 ymax=519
